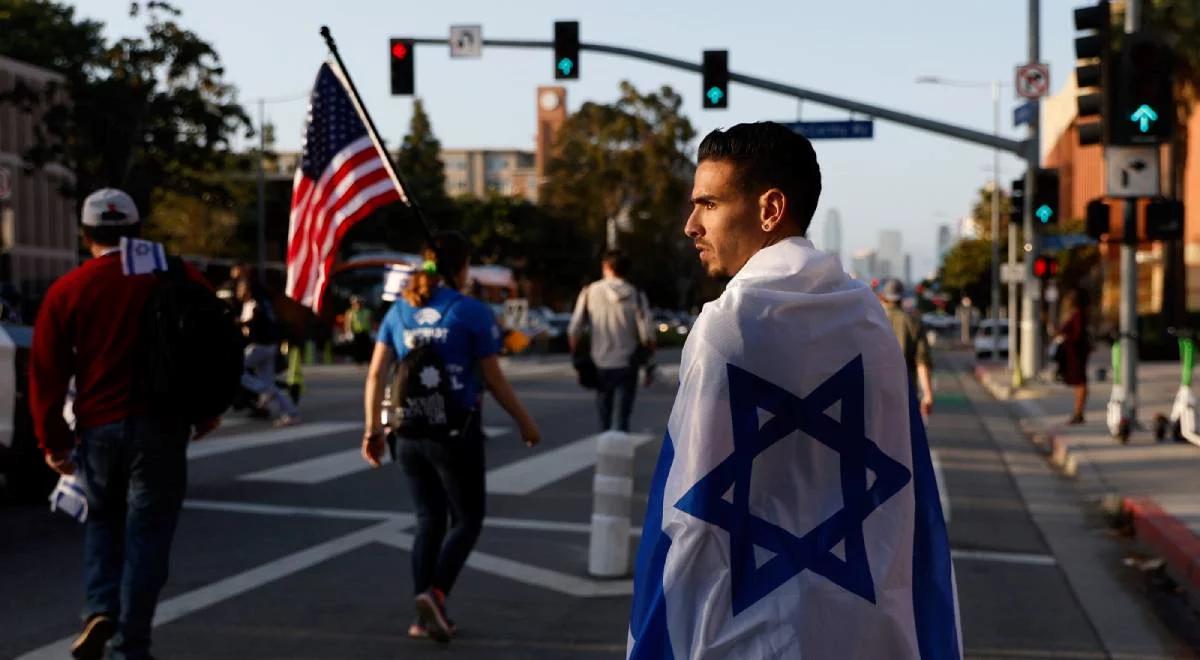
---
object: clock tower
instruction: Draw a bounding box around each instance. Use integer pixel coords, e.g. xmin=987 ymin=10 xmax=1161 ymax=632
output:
xmin=535 ymin=86 xmax=567 ymax=191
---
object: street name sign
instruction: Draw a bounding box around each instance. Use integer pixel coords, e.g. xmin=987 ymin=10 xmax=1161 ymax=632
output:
xmin=783 ymin=120 xmax=874 ymax=140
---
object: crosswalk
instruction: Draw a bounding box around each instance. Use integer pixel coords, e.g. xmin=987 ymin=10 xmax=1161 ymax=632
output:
xmin=196 ymin=419 xmax=659 ymax=495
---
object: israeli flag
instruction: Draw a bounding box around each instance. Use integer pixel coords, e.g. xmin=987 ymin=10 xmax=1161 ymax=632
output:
xmin=118 ymin=237 xmax=167 ymax=276
xmin=629 ymin=238 xmax=960 ymax=659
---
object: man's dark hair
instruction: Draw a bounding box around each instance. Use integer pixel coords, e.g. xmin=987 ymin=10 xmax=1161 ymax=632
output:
xmin=697 ymin=122 xmax=822 ymax=234
xmin=81 ymin=222 xmax=141 ymax=247
xmin=602 ymin=249 xmax=631 ymax=278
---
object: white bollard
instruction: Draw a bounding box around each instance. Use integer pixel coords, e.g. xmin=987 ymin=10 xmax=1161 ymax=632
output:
xmin=588 ymin=430 xmax=635 ymax=577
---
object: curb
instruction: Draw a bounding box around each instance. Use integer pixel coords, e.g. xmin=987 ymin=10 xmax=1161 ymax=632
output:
xmin=1122 ymin=496 xmax=1200 ymax=612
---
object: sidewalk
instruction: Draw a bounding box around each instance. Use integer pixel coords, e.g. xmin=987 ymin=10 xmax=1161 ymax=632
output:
xmin=975 ymin=359 xmax=1200 ymax=613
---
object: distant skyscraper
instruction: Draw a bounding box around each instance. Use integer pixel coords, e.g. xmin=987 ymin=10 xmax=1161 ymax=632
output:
xmin=936 ymin=224 xmax=954 ymax=265
xmin=850 ymin=248 xmax=878 ymax=282
xmin=823 ymin=209 xmax=842 ymax=262
xmin=904 ymin=254 xmax=912 ymax=284
xmin=878 ymin=230 xmax=902 ymax=280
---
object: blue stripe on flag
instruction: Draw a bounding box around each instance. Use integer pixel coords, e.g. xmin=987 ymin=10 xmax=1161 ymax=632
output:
xmin=628 ymin=432 xmax=676 ymax=660
xmin=153 ymin=244 xmax=167 ymax=272
xmin=122 ymin=238 xmax=135 ymax=275
xmin=908 ymin=390 xmax=960 ymax=660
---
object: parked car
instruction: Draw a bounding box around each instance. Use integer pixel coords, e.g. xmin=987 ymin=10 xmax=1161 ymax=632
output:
xmin=973 ymin=319 xmax=1010 ymax=359
xmin=0 ymin=320 xmax=56 ymax=502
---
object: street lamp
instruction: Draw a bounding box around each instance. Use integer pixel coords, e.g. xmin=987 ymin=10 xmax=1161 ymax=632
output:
xmin=916 ymin=76 xmax=1006 ymax=365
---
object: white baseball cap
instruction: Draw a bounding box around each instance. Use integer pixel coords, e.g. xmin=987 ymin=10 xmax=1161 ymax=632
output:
xmin=81 ymin=188 xmax=140 ymax=227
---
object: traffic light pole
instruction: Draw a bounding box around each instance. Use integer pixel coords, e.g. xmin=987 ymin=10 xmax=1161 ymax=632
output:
xmin=1020 ymin=0 xmax=1043 ymax=381
xmin=1120 ymin=0 xmax=1142 ymax=425
xmin=406 ymin=37 xmax=1027 ymax=156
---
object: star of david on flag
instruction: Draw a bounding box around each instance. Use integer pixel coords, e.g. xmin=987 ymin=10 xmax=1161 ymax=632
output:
xmin=673 ymin=356 xmax=911 ymax=615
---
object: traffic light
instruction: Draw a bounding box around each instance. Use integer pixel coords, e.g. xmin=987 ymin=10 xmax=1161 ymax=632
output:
xmin=554 ymin=21 xmax=579 ymax=80
xmin=1073 ymin=1 xmax=1111 ymax=145
xmin=702 ymin=50 xmax=728 ymax=109
xmin=1112 ymin=32 xmax=1174 ymax=145
xmin=1010 ymin=178 xmax=1024 ymax=224
xmin=389 ymin=38 xmax=414 ymax=95
xmin=1145 ymin=198 xmax=1184 ymax=241
xmin=1033 ymin=168 xmax=1060 ymax=227
xmin=1085 ymin=199 xmax=1111 ymax=240
xmin=1033 ymin=255 xmax=1059 ymax=280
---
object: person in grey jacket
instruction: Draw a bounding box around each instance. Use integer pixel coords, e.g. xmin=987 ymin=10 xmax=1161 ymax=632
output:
xmin=568 ymin=250 xmax=656 ymax=432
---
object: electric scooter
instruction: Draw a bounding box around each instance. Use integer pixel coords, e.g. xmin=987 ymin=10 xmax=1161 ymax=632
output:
xmin=1106 ymin=336 xmax=1133 ymax=443
xmin=1154 ymin=327 xmax=1200 ymax=447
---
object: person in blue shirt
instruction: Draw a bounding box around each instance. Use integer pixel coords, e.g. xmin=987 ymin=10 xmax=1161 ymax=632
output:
xmin=360 ymin=231 xmax=541 ymax=644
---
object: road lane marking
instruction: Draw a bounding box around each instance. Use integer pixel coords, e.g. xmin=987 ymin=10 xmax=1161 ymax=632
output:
xmin=16 ymin=520 xmax=401 ymax=660
xmin=931 ymin=449 xmax=951 ymax=524
xmin=486 ymin=432 xmax=656 ymax=495
xmin=237 ymin=427 xmax=510 ymax=484
xmin=188 ymin=422 xmax=358 ymax=460
xmin=950 ymin=548 xmax=1057 ymax=566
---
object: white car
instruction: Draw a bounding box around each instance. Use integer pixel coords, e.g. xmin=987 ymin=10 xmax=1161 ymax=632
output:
xmin=974 ymin=319 xmax=1010 ymax=359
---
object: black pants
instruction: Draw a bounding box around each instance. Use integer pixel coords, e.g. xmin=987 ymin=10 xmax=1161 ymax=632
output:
xmin=399 ymin=434 xmax=485 ymax=597
xmin=597 ymin=367 xmax=637 ymax=432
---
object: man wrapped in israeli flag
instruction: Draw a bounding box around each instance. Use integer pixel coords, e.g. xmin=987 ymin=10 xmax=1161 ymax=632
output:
xmin=628 ymin=123 xmax=960 ymax=659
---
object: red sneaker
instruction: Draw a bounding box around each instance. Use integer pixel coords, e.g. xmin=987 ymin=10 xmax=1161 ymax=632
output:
xmin=415 ymin=590 xmax=453 ymax=643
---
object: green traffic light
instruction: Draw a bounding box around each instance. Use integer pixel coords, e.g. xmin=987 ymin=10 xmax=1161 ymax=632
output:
xmin=1130 ymin=104 xmax=1159 ymax=133
xmin=557 ymin=57 xmax=574 ymax=77
xmin=1036 ymin=204 xmax=1054 ymax=224
xmin=706 ymin=86 xmax=725 ymax=105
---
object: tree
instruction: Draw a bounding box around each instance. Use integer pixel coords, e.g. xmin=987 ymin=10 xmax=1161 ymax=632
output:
xmin=395 ymin=98 xmax=453 ymax=225
xmin=542 ymin=81 xmax=699 ymax=307
xmin=0 ymin=1 xmax=253 ymax=216
xmin=967 ymin=184 xmax=1015 ymax=240
xmin=937 ymin=239 xmax=995 ymax=310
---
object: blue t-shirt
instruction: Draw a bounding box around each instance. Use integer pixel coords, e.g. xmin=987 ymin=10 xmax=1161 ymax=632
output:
xmin=377 ymin=287 xmax=501 ymax=410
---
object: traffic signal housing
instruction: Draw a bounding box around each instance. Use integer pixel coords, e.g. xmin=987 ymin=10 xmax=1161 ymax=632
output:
xmin=1073 ymin=1 xmax=1111 ymax=145
xmin=1145 ymin=198 xmax=1184 ymax=241
xmin=554 ymin=21 xmax=579 ymax=80
xmin=1085 ymin=199 xmax=1111 ymax=240
xmin=1033 ymin=168 xmax=1060 ymax=227
xmin=1010 ymin=178 xmax=1024 ymax=224
xmin=702 ymin=50 xmax=728 ymax=109
xmin=390 ymin=39 xmax=414 ymax=95
xmin=1111 ymin=32 xmax=1174 ymax=145
xmin=1033 ymin=255 xmax=1059 ymax=280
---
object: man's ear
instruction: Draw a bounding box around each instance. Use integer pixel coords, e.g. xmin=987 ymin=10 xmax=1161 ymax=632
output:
xmin=758 ymin=188 xmax=788 ymax=233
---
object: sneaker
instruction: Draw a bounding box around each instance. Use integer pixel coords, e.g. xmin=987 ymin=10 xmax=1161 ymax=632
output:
xmin=71 ymin=614 xmax=115 ymax=660
xmin=407 ymin=618 xmax=457 ymax=639
xmin=415 ymin=590 xmax=452 ymax=643
xmin=273 ymin=414 xmax=300 ymax=428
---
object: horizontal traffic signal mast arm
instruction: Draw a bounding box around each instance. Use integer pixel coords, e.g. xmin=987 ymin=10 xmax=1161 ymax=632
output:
xmin=403 ymin=36 xmax=1029 ymax=157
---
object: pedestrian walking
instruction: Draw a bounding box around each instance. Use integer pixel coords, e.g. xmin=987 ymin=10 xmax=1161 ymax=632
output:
xmin=627 ymin=123 xmax=959 ymax=659
xmin=567 ymin=250 xmax=656 ymax=432
xmin=343 ymin=295 xmax=373 ymax=364
xmin=1056 ymin=287 xmax=1092 ymax=425
xmin=879 ymin=278 xmax=936 ymax=418
xmin=29 ymin=188 xmax=235 ymax=660
xmin=236 ymin=277 xmax=300 ymax=426
xmin=360 ymin=230 xmax=541 ymax=644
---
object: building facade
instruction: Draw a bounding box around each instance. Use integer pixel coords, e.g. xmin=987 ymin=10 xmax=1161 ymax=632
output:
xmin=823 ymin=208 xmax=842 ymax=262
xmin=441 ymin=148 xmax=537 ymax=201
xmin=0 ymin=55 xmax=77 ymax=300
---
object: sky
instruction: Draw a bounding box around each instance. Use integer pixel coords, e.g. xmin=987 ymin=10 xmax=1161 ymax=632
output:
xmin=75 ymin=0 xmax=1086 ymax=280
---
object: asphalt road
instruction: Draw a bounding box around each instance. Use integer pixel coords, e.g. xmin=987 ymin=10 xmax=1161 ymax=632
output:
xmin=2 ymin=350 xmax=1195 ymax=659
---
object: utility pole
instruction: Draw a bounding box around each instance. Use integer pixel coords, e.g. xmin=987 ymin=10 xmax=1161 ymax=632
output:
xmin=990 ymin=80 xmax=1002 ymax=362
xmin=256 ymin=98 xmax=267 ymax=283
xmin=1120 ymin=0 xmax=1142 ymax=424
xmin=1020 ymin=0 xmax=1042 ymax=380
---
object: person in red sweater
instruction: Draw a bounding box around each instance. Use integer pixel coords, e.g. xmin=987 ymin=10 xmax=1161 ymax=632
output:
xmin=30 ymin=188 xmax=219 ymax=660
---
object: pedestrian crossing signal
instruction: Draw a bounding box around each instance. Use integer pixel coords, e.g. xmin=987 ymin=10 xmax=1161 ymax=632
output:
xmin=554 ymin=21 xmax=579 ymax=80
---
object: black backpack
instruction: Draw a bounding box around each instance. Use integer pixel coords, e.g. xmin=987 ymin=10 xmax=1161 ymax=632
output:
xmin=140 ymin=257 xmax=244 ymax=424
xmin=391 ymin=299 xmax=471 ymax=441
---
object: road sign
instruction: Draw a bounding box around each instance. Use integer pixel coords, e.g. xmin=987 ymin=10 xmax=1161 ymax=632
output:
xmin=1013 ymin=101 xmax=1036 ymax=127
xmin=449 ymin=25 xmax=482 ymax=58
xmin=1105 ymin=145 xmax=1160 ymax=198
xmin=783 ymin=120 xmax=874 ymax=140
xmin=1001 ymin=262 xmax=1025 ymax=284
xmin=0 ymin=167 xmax=9 ymax=201
xmin=1015 ymin=63 xmax=1050 ymax=99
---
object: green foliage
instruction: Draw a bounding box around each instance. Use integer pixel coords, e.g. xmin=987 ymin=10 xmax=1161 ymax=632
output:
xmin=968 ymin=185 xmax=1014 ymax=241
xmin=0 ymin=0 xmax=252 ymax=222
xmin=395 ymin=98 xmax=453 ymax=225
xmin=937 ymin=239 xmax=995 ymax=309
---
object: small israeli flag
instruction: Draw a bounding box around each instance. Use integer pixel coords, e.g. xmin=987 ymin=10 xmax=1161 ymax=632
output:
xmin=49 ymin=474 xmax=88 ymax=523
xmin=628 ymin=238 xmax=960 ymax=659
xmin=118 ymin=237 xmax=168 ymax=276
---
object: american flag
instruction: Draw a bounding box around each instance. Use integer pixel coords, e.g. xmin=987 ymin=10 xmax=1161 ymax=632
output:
xmin=286 ymin=62 xmax=407 ymax=312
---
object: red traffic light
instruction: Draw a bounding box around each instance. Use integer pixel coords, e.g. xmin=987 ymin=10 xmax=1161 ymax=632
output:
xmin=1033 ymin=256 xmax=1058 ymax=279
xmin=391 ymin=42 xmax=409 ymax=59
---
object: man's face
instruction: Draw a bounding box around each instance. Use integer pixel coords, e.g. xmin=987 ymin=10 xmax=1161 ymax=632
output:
xmin=684 ymin=160 xmax=761 ymax=278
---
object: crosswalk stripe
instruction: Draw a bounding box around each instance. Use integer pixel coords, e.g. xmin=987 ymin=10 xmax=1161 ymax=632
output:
xmin=188 ymin=422 xmax=359 ymax=460
xmin=487 ymin=432 xmax=656 ymax=496
xmin=238 ymin=426 xmax=512 ymax=485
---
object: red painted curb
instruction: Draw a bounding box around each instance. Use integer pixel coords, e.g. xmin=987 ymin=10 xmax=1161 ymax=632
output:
xmin=1123 ymin=497 xmax=1200 ymax=590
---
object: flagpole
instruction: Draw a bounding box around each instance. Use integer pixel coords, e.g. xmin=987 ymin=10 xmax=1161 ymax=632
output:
xmin=319 ymin=25 xmax=433 ymax=243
